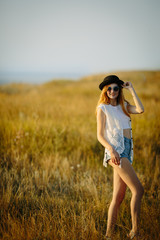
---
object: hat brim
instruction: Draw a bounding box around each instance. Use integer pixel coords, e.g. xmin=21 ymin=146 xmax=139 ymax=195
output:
xmin=99 ymin=79 xmax=124 ymax=90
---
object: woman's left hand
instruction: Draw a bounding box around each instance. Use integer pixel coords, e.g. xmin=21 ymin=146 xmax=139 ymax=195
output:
xmin=122 ymin=81 xmax=133 ymax=90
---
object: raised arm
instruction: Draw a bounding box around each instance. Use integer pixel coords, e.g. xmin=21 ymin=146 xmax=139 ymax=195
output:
xmin=122 ymin=82 xmax=144 ymax=114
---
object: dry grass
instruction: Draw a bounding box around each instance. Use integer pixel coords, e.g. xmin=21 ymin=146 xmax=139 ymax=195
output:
xmin=0 ymin=71 xmax=160 ymax=240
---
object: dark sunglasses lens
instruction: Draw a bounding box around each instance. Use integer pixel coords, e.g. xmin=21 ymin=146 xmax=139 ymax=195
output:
xmin=107 ymin=86 xmax=119 ymax=92
xmin=114 ymin=86 xmax=119 ymax=91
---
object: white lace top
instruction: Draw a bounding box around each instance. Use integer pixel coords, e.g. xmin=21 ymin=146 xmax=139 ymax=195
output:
xmin=107 ymin=104 xmax=130 ymax=129
xmin=98 ymin=102 xmax=133 ymax=167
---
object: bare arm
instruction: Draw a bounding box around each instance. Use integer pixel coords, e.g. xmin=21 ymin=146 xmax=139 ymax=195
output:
xmin=97 ymin=108 xmax=120 ymax=165
xmin=122 ymin=82 xmax=144 ymax=114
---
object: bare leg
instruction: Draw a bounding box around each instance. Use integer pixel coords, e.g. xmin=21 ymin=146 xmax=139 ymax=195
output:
xmin=106 ymin=168 xmax=127 ymax=237
xmin=108 ymin=157 xmax=144 ymax=236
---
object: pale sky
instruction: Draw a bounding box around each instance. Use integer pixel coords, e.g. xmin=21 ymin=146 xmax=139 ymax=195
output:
xmin=0 ymin=0 xmax=160 ymax=82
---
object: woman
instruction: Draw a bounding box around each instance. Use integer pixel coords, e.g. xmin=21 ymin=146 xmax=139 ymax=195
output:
xmin=96 ymin=75 xmax=144 ymax=239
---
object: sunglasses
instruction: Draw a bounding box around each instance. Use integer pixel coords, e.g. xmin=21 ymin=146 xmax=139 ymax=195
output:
xmin=107 ymin=86 xmax=119 ymax=92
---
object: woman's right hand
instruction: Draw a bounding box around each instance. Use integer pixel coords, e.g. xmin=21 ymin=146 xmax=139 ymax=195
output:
xmin=110 ymin=148 xmax=121 ymax=166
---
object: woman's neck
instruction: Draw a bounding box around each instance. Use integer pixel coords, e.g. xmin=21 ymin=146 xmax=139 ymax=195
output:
xmin=109 ymin=99 xmax=118 ymax=106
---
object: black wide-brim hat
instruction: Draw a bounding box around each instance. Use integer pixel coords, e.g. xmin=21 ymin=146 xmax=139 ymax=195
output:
xmin=99 ymin=75 xmax=124 ymax=90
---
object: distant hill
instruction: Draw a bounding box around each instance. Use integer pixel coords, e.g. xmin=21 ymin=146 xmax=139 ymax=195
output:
xmin=0 ymin=70 xmax=160 ymax=95
xmin=79 ymin=70 xmax=160 ymax=82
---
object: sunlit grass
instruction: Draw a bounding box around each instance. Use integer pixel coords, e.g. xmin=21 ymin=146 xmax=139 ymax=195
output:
xmin=0 ymin=71 xmax=160 ymax=239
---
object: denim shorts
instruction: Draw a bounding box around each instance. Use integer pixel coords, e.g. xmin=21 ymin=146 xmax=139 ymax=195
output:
xmin=119 ymin=136 xmax=132 ymax=163
xmin=105 ymin=136 xmax=132 ymax=164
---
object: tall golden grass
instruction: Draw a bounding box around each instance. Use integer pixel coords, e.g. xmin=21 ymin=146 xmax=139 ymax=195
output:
xmin=0 ymin=71 xmax=160 ymax=240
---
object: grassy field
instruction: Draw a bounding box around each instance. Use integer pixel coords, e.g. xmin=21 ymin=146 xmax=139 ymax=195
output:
xmin=0 ymin=71 xmax=160 ymax=240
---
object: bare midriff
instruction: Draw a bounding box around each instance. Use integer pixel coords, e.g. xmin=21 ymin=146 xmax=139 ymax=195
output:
xmin=123 ymin=128 xmax=131 ymax=139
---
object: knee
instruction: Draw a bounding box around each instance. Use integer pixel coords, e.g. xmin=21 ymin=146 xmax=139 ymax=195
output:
xmin=132 ymin=185 xmax=144 ymax=199
xmin=112 ymin=193 xmax=125 ymax=206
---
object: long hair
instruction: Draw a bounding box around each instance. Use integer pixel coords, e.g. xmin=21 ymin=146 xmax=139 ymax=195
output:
xmin=96 ymin=84 xmax=130 ymax=118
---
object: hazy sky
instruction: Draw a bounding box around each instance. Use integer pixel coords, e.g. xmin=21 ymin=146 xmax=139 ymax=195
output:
xmin=0 ymin=0 xmax=160 ymax=79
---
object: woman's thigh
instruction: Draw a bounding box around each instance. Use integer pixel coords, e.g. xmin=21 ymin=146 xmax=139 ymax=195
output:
xmin=108 ymin=157 xmax=143 ymax=194
xmin=112 ymin=169 xmax=127 ymax=202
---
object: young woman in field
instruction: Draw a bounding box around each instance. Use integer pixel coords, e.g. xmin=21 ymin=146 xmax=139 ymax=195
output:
xmin=96 ymin=75 xmax=144 ymax=239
